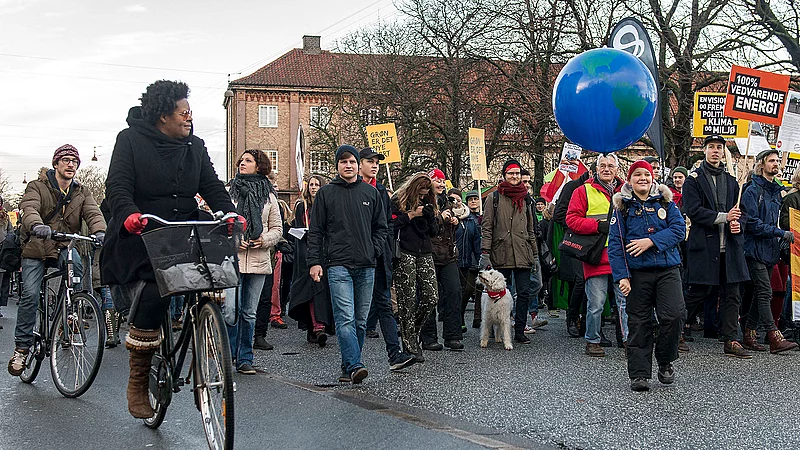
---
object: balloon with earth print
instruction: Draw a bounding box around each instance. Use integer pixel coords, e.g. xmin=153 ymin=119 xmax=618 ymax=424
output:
xmin=552 ymin=47 xmax=658 ymax=154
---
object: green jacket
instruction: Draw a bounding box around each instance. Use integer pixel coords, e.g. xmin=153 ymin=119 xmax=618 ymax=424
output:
xmin=20 ymin=171 xmax=106 ymax=260
xmin=481 ymin=191 xmax=538 ymax=269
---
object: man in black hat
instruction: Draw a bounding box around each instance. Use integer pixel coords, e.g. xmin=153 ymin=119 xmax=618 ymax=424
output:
xmin=359 ymin=148 xmax=416 ymax=371
xmin=682 ymin=135 xmax=752 ymax=358
xmin=307 ymin=145 xmax=388 ymax=383
xmin=739 ymin=148 xmax=798 ymax=353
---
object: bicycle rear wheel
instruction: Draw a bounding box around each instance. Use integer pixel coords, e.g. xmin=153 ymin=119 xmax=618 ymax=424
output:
xmin=50 ymin=292 xmax=104 ymax=398
xmin=145 ymin=322 xmax=173 ymax=429
xmin=194 ymin=302 xmax=234 ymax=450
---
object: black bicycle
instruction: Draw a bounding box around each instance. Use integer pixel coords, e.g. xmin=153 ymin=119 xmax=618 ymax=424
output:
xmin=19 ymin=232 xmax=105 ymax=398
xmin=139 ymin=212 xmax=240 ymax=450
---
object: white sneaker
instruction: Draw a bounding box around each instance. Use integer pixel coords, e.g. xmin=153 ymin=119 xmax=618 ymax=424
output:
xmin=531 ymin=317 xmax=549 ymax=328
xmin=524 ymin=325 xmax=537 ymax=334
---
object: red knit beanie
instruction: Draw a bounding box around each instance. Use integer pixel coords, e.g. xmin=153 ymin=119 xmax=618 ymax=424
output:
xmin=428 ymin=168 xmax=445 ymax=180
xmin=627 ymin=160 xmax=654 ymax=180
xmin=52 ymin=144 xmax=81 ymax=167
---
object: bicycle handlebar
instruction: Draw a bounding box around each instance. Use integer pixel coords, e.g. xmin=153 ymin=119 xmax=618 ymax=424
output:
xmin=139 ymin=211 xmax=239 ymax=227
xmin=51 ymin=232 xmax=102 ymax=245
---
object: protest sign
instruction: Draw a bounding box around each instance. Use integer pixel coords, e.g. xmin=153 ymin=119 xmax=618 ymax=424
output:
xmin=724 ymin=65 xmax=791 ymax=126
xmin=734 ymin=123 xmax=771 ymax=158
xmin=366 ymin=123 xmax=401 ymax=164
xmin=693 ymin=92 xmax=750 ymax=138
xmin=468 ymin=128 xmax=488 ymax=181
xmin=777 ymin=91 xmax=800 ymax=154
xmin=559 ymin=143 xmax=582 ymax=173
xmin=790 ymin=208 xmax=800 ymax=320
xmin=781 ymin=152 xmax=800 ymax=187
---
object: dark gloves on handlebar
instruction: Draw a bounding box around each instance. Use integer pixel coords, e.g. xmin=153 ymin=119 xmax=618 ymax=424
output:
xmin=94 ymin=232 xmax=105 ymax=246
xmin=32 ymin=224 xmax=52 ymax=240
xmin=124 ymin=213 xmax=147 ymax=235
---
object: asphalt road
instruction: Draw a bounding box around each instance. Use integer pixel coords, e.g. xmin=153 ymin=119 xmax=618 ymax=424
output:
xmin=0 ymin=297 xmax=537 ymax=450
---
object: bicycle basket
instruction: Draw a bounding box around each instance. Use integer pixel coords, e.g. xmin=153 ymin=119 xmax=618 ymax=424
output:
xmin=141 ymin=223 xmax=241 ymax=297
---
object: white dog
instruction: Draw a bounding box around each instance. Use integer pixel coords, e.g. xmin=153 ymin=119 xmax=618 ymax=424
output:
xmin=477 ymin=269 xmax=514 ymax=350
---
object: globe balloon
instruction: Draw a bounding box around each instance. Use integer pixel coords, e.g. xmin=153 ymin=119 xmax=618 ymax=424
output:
xmin=552 ymin=47 xmax=657 ymax=154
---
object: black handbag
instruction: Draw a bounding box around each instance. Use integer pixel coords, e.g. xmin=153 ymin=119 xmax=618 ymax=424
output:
xmin=538 ymin=239 xmax=558 ymax=278
xmin=558 ymin=204 xmax=613 ymax=266
xmin=392 ymin=230 xmax=402 ymax=261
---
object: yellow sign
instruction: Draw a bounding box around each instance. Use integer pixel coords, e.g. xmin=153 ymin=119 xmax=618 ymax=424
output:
xmin=693 ymin=92 xmax=750 ymax=138
xmin=790 ymin=208 xmax=800 ymax=320
xmin=468 ymin=128 xmax=488 ymax=181
xmin=365 ymin=123 xmax=401 ymax=164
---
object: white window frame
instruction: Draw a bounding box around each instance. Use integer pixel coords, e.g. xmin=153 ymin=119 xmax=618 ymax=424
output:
xmin=310 ymin=150 xmax=330 ymax=175
xmin=310 ymin=106 xmax=331 ymax=128
xmin=360 ymin=108 xmax=381 ymax=126
xmin=258 ymin=105 xmax=278 ymax=128
xmin=265 ymin=149 xmax=278 ymax=173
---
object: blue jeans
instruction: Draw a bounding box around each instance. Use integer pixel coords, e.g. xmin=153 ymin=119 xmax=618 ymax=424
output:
xmin=584 ymin=274 xmax=628 ymax=344
xmin=15 ymin=249 xmax=83 ymax=349
xmin=327 ymin=266 xmax=375 ymax=375
xmin=224 ymin=273 xmax=265 ymax=368
xmin=528 ymin=264 xmax=543 ymax=314
xmin=170 ymin=295 xmax=185 ymax=321
xmin=98 ymin=286 xmax=113 ymax=310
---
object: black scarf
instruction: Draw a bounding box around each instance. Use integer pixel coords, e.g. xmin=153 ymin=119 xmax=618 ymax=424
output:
xmin=229 ymin=173 xmax=273 ymax=241
xmin=702 ymin=160 xmax=727 ymax=212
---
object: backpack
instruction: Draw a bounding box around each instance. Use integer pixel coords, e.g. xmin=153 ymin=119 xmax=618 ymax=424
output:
xmin=0 ymin=231 xmax=21 ymax=272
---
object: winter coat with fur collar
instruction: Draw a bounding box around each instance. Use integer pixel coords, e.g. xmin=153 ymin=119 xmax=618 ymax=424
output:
xmin=607 ymin=183 xmax=685 ymax=282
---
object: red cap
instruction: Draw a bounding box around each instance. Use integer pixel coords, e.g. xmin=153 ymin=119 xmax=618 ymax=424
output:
xmin=627 ymin=160 xmax=654 ymax=181
xmin=428 ymin=168 xmax=445 ymax=180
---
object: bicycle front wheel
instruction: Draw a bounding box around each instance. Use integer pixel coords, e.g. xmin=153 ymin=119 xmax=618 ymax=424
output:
xmin=50 ymin=292 xmax=105 ymax=398
xmin=194 ymin=302 xmax=234 ymax=450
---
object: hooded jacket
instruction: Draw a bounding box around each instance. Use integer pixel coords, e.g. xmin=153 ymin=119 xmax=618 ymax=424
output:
xmin=20 ymin=170 xmax=105 ymax=260
xmin=566 ymin=176 xmax=624 ymax=279
xmin=741 ymin=174 xmax=786 ymax=266
xmin=481 ymin=188 xmax=538 ymax=269
xmin=455 ymin=207 xmax=481 ymax=269
xmin=431 ymin=193 xmax=459 ymax=266
xmin=101 ymin=106 xmax=236 ymax=286
xmin=608 ymin=184 xmax=685 ymax=282
xmin=307 ymin=175 xmax=387 ymax=269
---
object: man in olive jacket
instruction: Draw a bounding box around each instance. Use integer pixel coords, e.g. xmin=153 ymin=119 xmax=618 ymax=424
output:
xmin=480 ymin=159 xmax=539 ymax=344
xmin=9 ymin=145 xmax=106 ymax=376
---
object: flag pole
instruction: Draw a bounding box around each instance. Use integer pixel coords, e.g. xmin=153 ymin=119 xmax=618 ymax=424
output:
xmin=736 ymin=124 xmax=753 ymax=206
xmin=478 ymin=180 xmax=483 ymax=215
xmin=385 ymin=163 xmax=394 ymax=192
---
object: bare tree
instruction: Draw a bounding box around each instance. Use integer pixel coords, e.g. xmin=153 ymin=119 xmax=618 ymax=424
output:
xmin=0 ymin=169 xmax=10 ymax=198
xmin=75 ymin=165 xmax=107 ymax=203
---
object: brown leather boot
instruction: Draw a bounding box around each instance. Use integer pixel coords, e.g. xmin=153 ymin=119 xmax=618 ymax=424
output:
xmin=125 ymin=327 xmax=161 ymax=419
xmin=767 ymin=330 xmax=799 ymax=354
xmin=742 ymin=328 xmax=766 ymax=352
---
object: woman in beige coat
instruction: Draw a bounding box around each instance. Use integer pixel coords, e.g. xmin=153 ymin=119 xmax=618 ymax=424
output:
xmin=224 ymin=150 xmax=282 ymax=374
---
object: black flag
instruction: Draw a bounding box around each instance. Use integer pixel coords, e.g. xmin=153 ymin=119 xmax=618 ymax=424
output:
xmin=609 ymin=17 xmax=665 ymax=160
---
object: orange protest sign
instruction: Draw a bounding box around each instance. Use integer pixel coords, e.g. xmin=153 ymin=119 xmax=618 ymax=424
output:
xmin=724 ymin=65 xmax=791 ymax=126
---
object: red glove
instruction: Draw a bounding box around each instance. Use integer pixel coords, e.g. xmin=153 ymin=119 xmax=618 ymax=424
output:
xmin=124 ymin=213 xmax=147 ymax=235
xmin=226 ymin=215 xmax=247 ymax=235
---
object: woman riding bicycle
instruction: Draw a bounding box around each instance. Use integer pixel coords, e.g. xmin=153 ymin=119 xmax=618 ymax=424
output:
xmin=101 ymin=80 xmax=239 ymax=419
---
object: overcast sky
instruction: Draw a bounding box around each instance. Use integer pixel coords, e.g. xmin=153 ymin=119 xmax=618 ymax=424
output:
xmin=0 ymin=0 xmax=398 ymax=196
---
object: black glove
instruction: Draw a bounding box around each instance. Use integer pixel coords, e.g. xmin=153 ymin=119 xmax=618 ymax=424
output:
xmin=94 ymin=232 xmax=105 ymax=246
xmin=782 ymin=230 xmax=795 ymax=244
xmin=422 ymin=204 xmax=435 ymax=219
xmin=32 ymin=224 xmax=52 ymax=240
xmin=597 ymin=220 xmax=610 ymax=235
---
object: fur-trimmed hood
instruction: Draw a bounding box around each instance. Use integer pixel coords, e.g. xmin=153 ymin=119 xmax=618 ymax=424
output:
xmin=612 ymin=183 xmax=673 ymax=210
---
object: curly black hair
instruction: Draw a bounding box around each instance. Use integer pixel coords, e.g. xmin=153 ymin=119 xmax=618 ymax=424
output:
xmin=237 ymin=149 xmax=272 ymax=176
xmin=140 ymin=80 xmax=190 ymax=125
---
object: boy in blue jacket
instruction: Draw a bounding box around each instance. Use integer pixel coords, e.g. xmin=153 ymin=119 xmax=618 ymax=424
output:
xmin=608 ymin=160 xmax=687 ymax=392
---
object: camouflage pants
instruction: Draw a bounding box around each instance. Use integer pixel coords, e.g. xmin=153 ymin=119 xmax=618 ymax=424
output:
xmin=394 ymin=252 xmax=439 ymax=354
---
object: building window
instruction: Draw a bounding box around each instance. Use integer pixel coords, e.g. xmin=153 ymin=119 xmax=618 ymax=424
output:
xmin=360 ymin=108 xmax=381 ymax=126
xmin=264 ymin=149 xmax=278 ymax=173
xmin=258 ymin=105 xmax=278 ymax=128
xmin=310 ymin=150 xmax=330 ymax=175
xmin=310 ymin=106 xmax=331 ymax=128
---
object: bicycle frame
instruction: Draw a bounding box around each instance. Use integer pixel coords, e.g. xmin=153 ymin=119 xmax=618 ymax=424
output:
xmin=158 ymin=292 xmax=203 ymax=396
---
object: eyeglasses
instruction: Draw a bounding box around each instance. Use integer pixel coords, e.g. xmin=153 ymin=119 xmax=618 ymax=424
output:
xmin=175 ymin=109 xmax=192 ymax=119
xmin=60 ymin=157 xmax=79 ymax=166
xmin=506 ymin=171 xmax=521 ymax=177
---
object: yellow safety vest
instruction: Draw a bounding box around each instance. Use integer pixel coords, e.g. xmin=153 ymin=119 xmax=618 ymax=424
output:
xmin=585 ymin=184 xmax=611 ymax=246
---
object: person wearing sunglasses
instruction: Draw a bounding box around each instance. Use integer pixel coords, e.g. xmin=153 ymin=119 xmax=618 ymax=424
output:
xmin=8 ymin=144 xmax=107 ymax=377
xmin=102 ymin=80 xmax=239 ymax=418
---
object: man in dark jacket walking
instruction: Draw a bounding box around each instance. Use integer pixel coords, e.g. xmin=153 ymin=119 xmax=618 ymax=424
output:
xmin=480 ymin=159 xmax=539 ymax=344
xmin=308 ymin=145 xmax=388 ymax=383
xmin=421 ymin=169 xmax=465 ymax=350
xmin=740 ymin=149 xmax=798 ymax=353
xmin=358 ymin=148 xmax=415 ymax=371
xmin=682 ymin=135 xmax=751 ymax=358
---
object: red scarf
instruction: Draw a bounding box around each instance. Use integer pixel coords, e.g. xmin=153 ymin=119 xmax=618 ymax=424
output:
xmin=487 ymin=289 xmax=506 ymax=302
xmin=497 ymin=181 xmax=528 ymax=212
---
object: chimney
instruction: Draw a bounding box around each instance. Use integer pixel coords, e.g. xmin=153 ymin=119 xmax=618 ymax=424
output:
xmin=302 ymin=35 xmax=322 ymax=55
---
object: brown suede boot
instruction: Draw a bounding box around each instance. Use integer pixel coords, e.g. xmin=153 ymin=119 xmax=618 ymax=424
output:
xmin=742 ymin=329 xmax=766 ymax=352
xmin=125 ymin=327 xmax=161 ymax=419
xmin=767 ymin=330 xmax=799 ymax=354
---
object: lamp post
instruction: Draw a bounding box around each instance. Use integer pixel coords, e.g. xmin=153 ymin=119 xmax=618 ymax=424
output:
xmin=22 ymin=172 xmax=27 ymax=184
xmin=92 ymin=145 xmax=102 ymax=162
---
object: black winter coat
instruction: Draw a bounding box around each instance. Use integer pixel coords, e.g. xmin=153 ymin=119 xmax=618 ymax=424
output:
xmin=101 ymin=106 xmax=236 ymax=286
xmin=307 ymin=175 xmax=388 ymax=269
xmin=682 ymin=164 xmax=749 ymax=285
xmin=391 ymin=197 xmax=439 ymax=256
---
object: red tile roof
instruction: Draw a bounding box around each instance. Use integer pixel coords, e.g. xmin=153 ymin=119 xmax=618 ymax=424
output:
xmin=231 ymin=49 xmax=354 ymax=89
